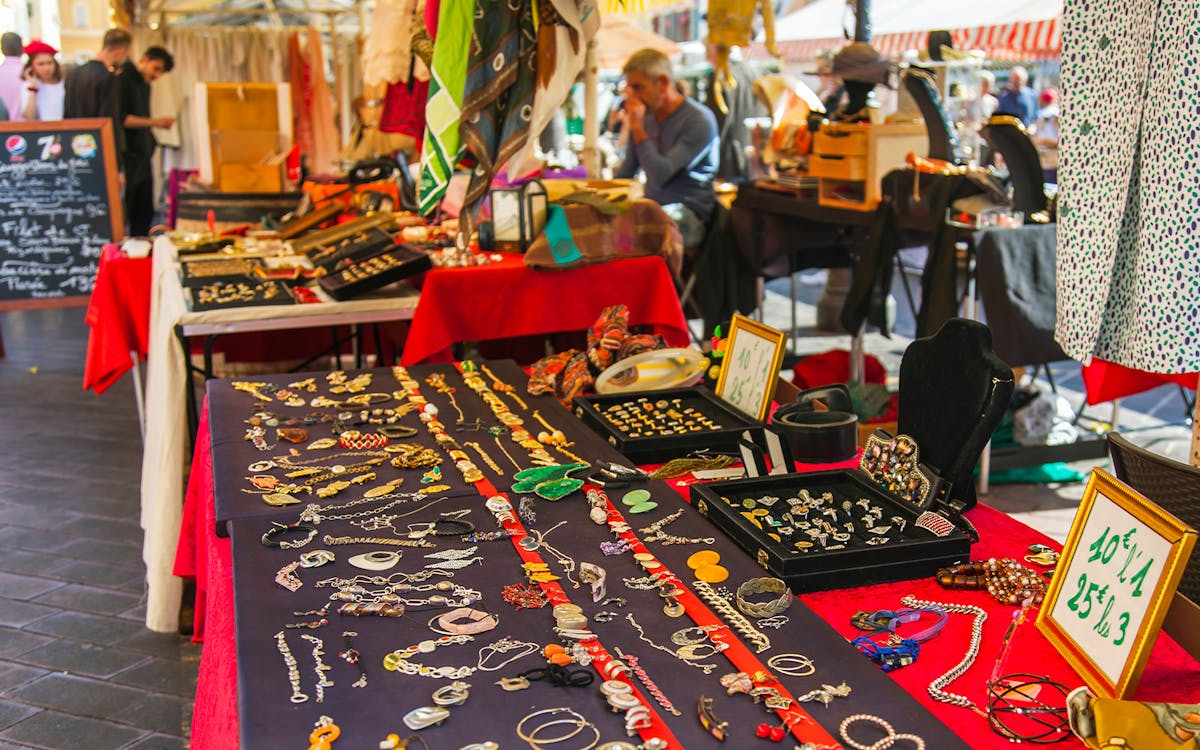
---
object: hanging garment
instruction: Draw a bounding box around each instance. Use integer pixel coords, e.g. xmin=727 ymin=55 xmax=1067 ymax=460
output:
xmin=304 ymin=27 xmax=340 ymax=176
xmin=289 ymin=32 xmax=315 ymax=164
xmin=363 ymin=0 xmax=418 ymax=86
xmin=418 ymin=0 xmax=475 ymax=215
xmin=459 ymin=0 xmax=538 ymax=235
xmin=507 ymin=0 xmax=599 ymax=179
xmin=1056 ymin=1 xmax=1200 ymax=373
xmin=380 ymin=76 xmax=431 ymax=143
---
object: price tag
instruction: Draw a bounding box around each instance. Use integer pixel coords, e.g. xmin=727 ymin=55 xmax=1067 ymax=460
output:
xmin=1038 ymin=468 xmax=1196 ymax=697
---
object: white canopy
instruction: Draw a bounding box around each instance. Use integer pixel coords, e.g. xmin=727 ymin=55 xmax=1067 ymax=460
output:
xmin=766 ymin=0 xmax=1062 ymax=61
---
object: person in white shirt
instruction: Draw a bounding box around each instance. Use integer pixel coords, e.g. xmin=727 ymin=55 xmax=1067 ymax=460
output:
xmin=20 ymin=40 xmax=63 ymax=121
xmin=0 ymin=32 xmax=24 ymax=121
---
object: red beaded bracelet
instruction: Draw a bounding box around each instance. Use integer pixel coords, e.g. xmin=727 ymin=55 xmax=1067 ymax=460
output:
xmin=338 ymin=431 xmax=389 ymax=450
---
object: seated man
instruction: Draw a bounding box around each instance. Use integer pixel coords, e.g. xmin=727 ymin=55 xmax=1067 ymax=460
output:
xmin=615 ymin=48 xmax=719 ymax=249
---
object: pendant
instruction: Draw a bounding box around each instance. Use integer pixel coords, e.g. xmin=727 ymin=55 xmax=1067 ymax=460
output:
xmin=263 ymin=493 xmax=301 ymax=507
xmin=364 ymin=484 xmax=398 ymax=498
xmin=248 ymin=475 xmax=280 ymax=490
xmin=496 ymin=676 xmax=530 ymax=691
xmin=307 ymin=438 xmax=337 ymax=450
xmin=421 ymin=467 xmax=442 ymax=484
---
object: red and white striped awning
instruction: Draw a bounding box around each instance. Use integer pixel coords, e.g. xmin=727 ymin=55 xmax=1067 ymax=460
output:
xmin=761 ymin=0 xmax=1061 ymax=62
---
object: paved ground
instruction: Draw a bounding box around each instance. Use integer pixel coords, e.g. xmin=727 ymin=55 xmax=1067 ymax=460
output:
xmin=0 ymin=306 xmax=198 ymax=749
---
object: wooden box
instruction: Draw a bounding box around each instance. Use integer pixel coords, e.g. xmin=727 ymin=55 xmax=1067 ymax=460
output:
xmin=813 ymin=121 xmax=928 ymax=211
xmin=193 ymin=83 xmax=292 ymax=193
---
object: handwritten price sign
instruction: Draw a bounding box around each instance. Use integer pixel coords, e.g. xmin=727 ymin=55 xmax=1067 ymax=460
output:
xmin=714 ymin=314 xmax=787 ymax=421
xmin=1038 ymin=469 xmax=1196 ymax=697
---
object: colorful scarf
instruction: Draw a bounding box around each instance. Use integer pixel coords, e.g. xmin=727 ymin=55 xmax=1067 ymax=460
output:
xmin=417 ymin=0 xmax=473 ymax=216
xmin=458 ymin=0 xmax=538 ymax=236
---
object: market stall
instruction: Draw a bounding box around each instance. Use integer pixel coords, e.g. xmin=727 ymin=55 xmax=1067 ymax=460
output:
xmin=174 ymin=360 xmax=1200 ymax=750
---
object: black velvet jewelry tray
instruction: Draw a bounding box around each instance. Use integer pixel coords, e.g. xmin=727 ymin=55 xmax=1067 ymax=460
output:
xmin=690 ymin=470 xmax=973 ymax=593
xmin=573 ymin=386 xmax=762 ymax=464
xmin=179 ymin=257 xmax=266 ymax=288
xmin=316 ymin=243 xmax=432 ymax=301
xmin=188 ymin=279 xmax=295 ymax=312
xmin=304 ymin=227 xmax=397 ymax=272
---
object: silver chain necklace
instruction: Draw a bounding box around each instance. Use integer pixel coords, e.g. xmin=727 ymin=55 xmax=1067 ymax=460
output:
xmin=901 ymin=595 xmax=987 ymax=715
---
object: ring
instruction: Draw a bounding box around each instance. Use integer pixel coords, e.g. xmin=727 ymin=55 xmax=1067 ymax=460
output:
xmin=431 ymin=680 xmax=471 ymax=706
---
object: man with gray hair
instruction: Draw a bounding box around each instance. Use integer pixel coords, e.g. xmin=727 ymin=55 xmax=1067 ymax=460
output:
xmin=615 ymin=48 xmax=718 ymax=248
xmin=996 ymin=66 xmax=1037 ymax=125
xmin=0 ymin=32 xmax=25 ymax=121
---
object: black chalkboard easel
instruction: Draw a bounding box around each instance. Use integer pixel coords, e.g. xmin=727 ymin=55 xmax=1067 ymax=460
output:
xmin=0 ymin=118 xmax=124 ymax=311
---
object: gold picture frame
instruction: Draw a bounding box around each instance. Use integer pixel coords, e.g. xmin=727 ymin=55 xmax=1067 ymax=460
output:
xmin=1036 ymin=468 xmax=1197 ymax=698
xmin=714 ymin=313 xmax=788 ymax=421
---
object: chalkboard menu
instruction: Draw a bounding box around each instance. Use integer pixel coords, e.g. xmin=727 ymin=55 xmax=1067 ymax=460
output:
xmin=0 ymin=119 xmax=123 ymax=306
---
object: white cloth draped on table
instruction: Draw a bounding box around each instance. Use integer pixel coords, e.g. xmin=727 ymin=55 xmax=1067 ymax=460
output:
xmin=1055 ymin=0 xmax=1200 ymax=373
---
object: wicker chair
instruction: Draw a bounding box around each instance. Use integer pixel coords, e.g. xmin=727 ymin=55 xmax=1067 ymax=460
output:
xmin=1107 ymin=432 xmax=1200 ymax=604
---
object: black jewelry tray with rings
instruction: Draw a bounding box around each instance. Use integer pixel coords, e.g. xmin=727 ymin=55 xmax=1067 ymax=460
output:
xmin=188 ymin=279 xmax=296 ymax=312
xmin=317 ymin=243 xmax=433 ymax=301
xmin=689 ymin=431 xmax=976 ymax=593
xmin=572 ymin=386 xmax=763 ymax=464
xmin=179 ymin=256 xmax=266 ymax=288
xmin=305 ymin=227 xmax=397 ymax=272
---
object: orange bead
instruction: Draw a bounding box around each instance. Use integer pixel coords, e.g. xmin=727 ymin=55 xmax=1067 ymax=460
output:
xmin=549 ymin=652 xmax=573 ymax=666
xmin=543 ymin=644 xmax=565 ymax=657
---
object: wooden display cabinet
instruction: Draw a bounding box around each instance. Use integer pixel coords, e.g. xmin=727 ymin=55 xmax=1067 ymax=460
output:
xmin=810 ymin=121 xmax=928 ymax=211
xmin=192 ymin=82 xmax=293 ymax=193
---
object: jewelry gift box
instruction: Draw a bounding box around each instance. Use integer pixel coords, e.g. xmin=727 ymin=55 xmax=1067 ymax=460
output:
xmin=689 ymin=431 xmax=976 ymax=593
xmin=573 ymin=387 xmax=762 ymax=464
xmin=316 ymin=244 xmax=432 ymax=301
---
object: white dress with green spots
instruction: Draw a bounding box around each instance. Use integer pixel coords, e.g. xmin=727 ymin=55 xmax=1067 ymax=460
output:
xmin=1055 ymin=0 xmax=1200 ymax=373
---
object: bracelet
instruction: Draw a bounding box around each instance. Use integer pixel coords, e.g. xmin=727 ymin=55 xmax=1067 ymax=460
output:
xmin=300 ymin=633 xmax=335 ymax=703
xmin=381 ymin=634 xmax=476 ymax=678
xmin=275 ymin=631 xmax=309 ymax=703
xmin=338 ymin=430 xmax=390 ymax=450
xmin=840 ymin=713 xmax=925 ymax=750
xmin=734 ymin=577 xmax=792 ymax=619
xmin=434 ymin=607 xmax=500 ymax=635
xmin=262 ymin=522 xmax=318 ymax=549
xmin=915 ymin=511 xmax=956 ymax=537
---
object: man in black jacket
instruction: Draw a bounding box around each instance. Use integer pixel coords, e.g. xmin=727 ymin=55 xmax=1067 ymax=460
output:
xmin=118 ymin=46 xmax=175 ymax=236
xmin=64 ymin=28 xmax=130 ymax=122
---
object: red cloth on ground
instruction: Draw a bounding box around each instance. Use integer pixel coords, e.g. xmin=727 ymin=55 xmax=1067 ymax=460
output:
xmin=173 ymin=403 xmax=239 ymax=749
xmin=399 ymin=254 xmax=690 ymax=365
xmin=83 ymin=244 xmax=151 ymax=394
xmin=1081 ymin=357 xmax=1198 ymax=405
xmin=791 ymin=349 xmax=886 ymax=389
xmin=379 ymin=77 xmax=430 ymax=140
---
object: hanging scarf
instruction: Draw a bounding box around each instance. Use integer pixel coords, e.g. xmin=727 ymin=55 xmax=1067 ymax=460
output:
xmin=417 ymin=0 xmax=474 ymax=216
xmin=508 ymin=0 xmax=598 ymax=179
xmin=458 ymin=0 xmax=538 ymax=238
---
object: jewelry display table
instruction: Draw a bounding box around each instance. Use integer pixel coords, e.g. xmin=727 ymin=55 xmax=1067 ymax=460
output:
xmin=175 ymin=362 xmax=1200 ymax=750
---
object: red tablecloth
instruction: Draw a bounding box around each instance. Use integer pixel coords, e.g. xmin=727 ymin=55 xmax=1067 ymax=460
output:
xmin=400 ymin=255 xmax=690 ymax=365
xmin=83 ymin=244 xmax=152 ymax=394
xmin=1081 ymin=357 xmax=1198 ymax=405
xmin=177 ymin=425 xmax=1200 ymax=750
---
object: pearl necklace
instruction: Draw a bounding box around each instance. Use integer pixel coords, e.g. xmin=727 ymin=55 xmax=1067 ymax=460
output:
xmin=901 ymin=595 xmax=987 ymax=715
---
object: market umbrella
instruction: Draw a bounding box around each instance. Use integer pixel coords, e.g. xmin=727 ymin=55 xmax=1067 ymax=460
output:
xmin=593 ymin=15 xmax=680 ymax=71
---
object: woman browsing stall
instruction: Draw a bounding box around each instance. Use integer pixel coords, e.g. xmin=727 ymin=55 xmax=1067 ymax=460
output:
xmin=20 ymin=40 xmax=64 ymax=121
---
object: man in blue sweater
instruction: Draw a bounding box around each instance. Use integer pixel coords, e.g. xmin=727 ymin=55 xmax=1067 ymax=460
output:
xmin=615 ymin=48 xmax=718 ymax=248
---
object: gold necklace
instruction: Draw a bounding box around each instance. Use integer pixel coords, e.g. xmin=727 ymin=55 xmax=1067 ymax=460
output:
xmin=274 ymin=450 xmax=388 ymax=468
xmin=480 ymin=363 xmax=528 ymax=411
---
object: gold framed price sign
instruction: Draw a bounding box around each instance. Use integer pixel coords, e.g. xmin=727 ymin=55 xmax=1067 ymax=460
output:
xmin=1037 ymin=468 xmax=1197 ymax=697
